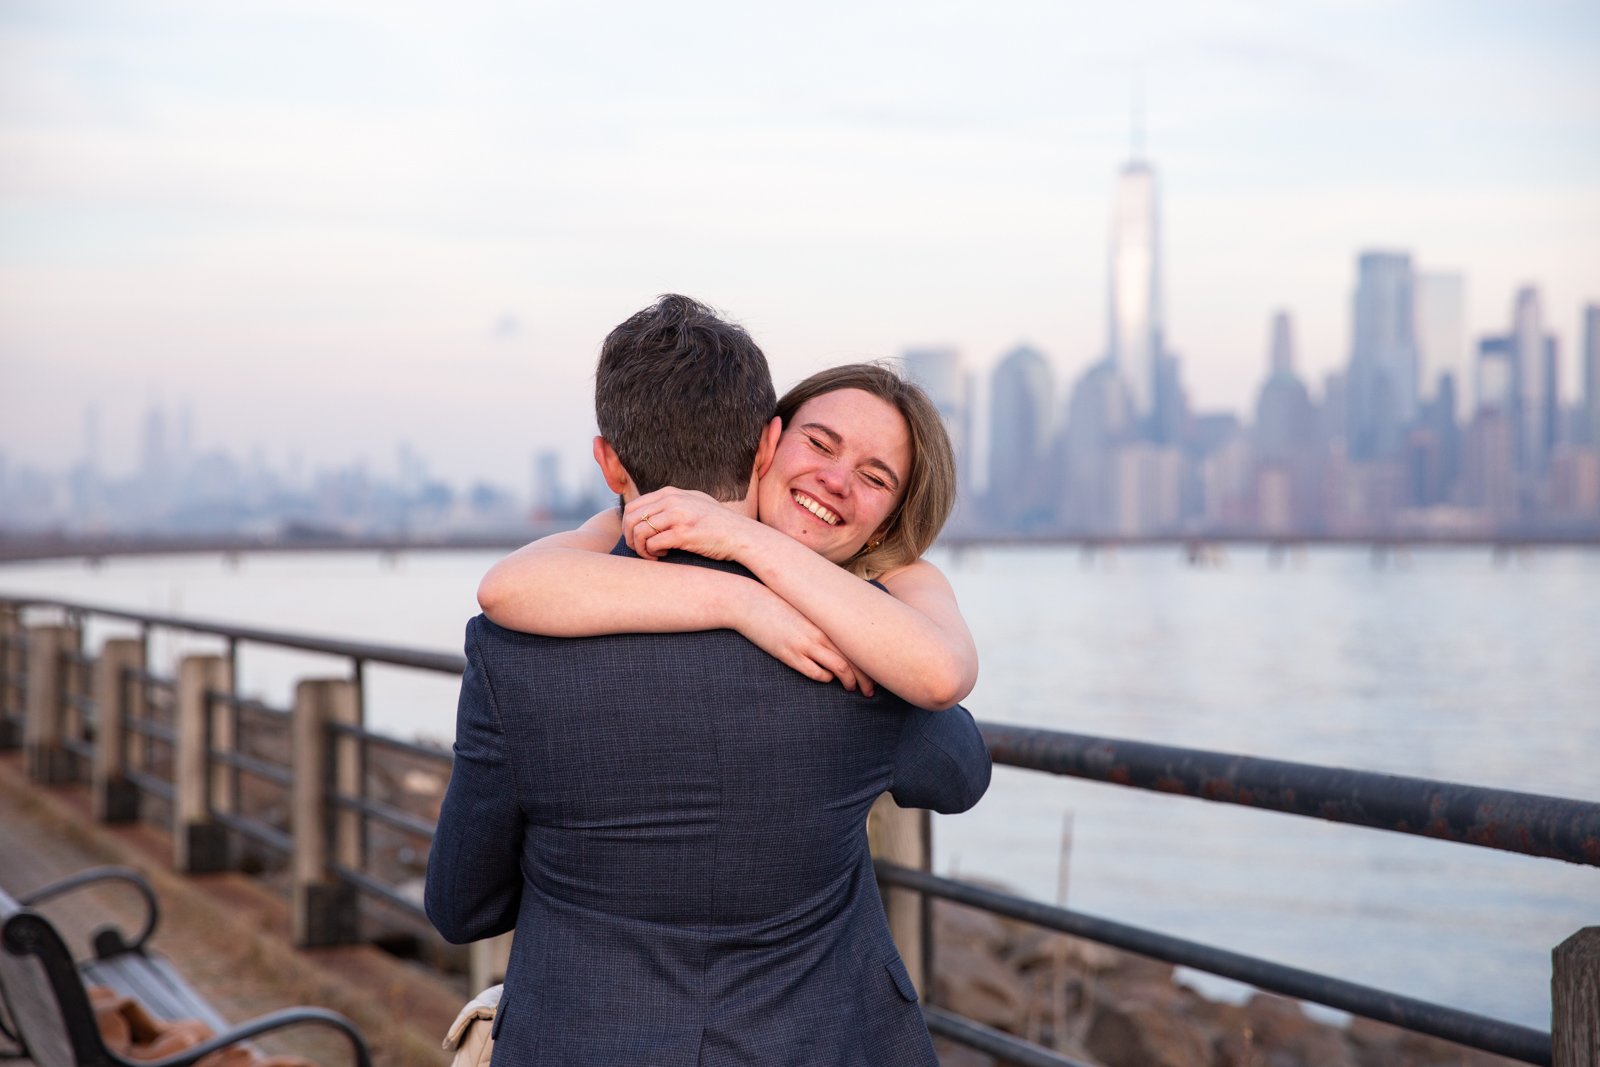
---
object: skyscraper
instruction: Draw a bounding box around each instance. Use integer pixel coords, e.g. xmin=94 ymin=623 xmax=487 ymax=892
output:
xmin=986 ymin=345 xmax=1054 ymax=528
xmin=1253 ymin=311 xmax=1319 ymax=530
xmin=1254 ymin=311 xmax=1315 ymax=464
xmin=900 ymin=346 xmax=972 ymax=494
xmin=1107 ymin=159 xmax=1162 ymax=433
xmin=1585 ymin=304 xmax=1600 ymax=447
xmin=1510 ymin=286 xmax=1550 ymax=472
xmin=1476 ymin=337 xmax=1514 ymax=416
xmin=1347 ymin=251 xmax=1418 ymax=460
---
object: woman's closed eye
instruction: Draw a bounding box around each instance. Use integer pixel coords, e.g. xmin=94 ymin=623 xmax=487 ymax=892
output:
xmin=806 ymin=434 xmax=833 ymax=455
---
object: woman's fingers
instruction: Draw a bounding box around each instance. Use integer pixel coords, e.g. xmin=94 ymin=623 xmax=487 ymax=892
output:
xmin=777 ymin=647 xmax=833 ymax=684
xmin=623 ymin=488 xmax=746 ymax=563
xmin=810 ymin=640 xmax=864 ymax=694
xmin=627 ymin=509 xmax=672 ymax=560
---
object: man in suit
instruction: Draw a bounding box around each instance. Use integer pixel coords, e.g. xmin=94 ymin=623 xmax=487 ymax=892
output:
xmin=425 ymin=294 xmax=991 ymax=1066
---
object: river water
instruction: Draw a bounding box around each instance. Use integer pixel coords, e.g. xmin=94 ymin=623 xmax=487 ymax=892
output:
xmin=2 ymin=544 xmax=1595 ymax=1030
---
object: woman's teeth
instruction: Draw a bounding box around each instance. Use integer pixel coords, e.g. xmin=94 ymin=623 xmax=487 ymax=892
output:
xmin=793 ymin=491 xmax=841 ymax=526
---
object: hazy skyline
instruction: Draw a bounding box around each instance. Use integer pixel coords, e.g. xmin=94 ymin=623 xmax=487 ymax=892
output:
xmin=3 ymin=0 xmax=1598 ymax=491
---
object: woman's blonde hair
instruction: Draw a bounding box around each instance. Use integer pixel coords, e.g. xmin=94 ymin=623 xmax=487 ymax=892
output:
xmin=776 ymin=363 xmax=957 ymax=578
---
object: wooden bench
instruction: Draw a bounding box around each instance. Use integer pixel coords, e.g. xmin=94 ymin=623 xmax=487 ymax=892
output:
xmin=0 ymin=866 xmax=372 ymax=1067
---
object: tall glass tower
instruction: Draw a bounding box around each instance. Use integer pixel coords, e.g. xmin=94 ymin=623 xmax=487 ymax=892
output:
xmin=1585 ymin=304 xmax=1600 ymax=448
xmin=987 ymin=344 xmax=1055 ymax=526
xmin=1347 ymin=251 xmax=1417 ymax=460
xmin=1511 ymin=286 xmax=1549 ymax=472
xmin=1107 ymin=159 xmax=1162 ymax=432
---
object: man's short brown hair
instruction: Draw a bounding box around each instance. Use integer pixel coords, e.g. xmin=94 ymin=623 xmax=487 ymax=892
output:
xmin=595 ymin=294 xmax=776 ymax=501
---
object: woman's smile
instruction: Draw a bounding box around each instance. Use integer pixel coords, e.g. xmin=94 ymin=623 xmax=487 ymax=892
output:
xmin=791 ymin=489 xmax=842 ymax=526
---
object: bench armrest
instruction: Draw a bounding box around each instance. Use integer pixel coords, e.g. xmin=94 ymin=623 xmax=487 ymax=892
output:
xmin=129 ymin=1007 xmax=373 ymax=1067
xmin=19 ymin=866 xmax=159 ymax=956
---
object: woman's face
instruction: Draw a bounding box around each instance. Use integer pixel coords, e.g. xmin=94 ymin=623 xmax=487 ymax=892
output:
xmin=757 ymin=388 xmax=912 ymax=564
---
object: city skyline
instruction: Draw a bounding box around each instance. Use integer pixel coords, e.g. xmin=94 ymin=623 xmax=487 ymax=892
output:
xmin=2 ymin=1 xmax=1597 ymax=493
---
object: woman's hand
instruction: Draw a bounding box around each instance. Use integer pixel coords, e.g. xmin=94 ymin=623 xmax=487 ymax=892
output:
xmin=738 ymin=583 xmax=875 ymax=696
xmin=622 ymin=487 xmax=767 ymax=562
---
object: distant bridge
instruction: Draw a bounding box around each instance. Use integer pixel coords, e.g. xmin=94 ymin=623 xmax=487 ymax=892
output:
xmin=1 ymin=527 xmax=1596 ymax=564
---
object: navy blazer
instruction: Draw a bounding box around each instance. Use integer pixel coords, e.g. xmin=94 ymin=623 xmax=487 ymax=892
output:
xmin=425 ymin=550 xmax=991 ymax=1066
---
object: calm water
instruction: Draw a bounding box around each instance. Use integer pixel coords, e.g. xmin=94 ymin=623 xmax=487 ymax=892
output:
xmin=3 ymin=545 xmax=1596 ymax=1029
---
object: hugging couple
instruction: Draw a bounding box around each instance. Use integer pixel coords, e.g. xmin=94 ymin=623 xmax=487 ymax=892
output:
xmin=426 ymin=294 xmax=992 ymax=1065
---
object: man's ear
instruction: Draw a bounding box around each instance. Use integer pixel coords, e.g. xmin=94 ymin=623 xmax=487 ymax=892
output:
xmin=753 ymin=416 xmax=782 ymax=479
xmin=592 ymin=436 xmax=636 ymax=497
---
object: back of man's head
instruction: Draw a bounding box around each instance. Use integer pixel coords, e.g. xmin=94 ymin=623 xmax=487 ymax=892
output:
xmin=596 ymin=294 xmax=776 ymax=501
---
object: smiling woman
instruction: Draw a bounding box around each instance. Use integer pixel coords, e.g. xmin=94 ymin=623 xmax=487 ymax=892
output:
xmin=475 ymin=362 xmax=978 ymax=711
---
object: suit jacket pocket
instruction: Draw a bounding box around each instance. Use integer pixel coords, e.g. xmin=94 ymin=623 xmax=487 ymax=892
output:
xmin=885 ymin=958 xmax=919 ymax=1003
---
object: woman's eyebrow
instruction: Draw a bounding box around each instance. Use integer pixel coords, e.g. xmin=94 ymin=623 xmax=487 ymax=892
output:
xmin=802 ymin=421 xmax=901 ymax=491
xmin=863 ymin=457 xmax=901 ymax=491
xmin=799 ymin=421 xmax=842 ymax=447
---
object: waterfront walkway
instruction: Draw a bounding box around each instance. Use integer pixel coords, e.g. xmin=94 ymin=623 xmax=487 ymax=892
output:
xmin=0 ymin=751 xmax=458 ymax=1067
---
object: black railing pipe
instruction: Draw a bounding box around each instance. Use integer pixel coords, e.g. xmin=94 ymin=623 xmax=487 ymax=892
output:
xmin=3 ymin=597 xmax=464 ymax=675
xmin=879 ymin=864 xmax=1552 ymax=1065
xmin=982 ymin=724 xmax=1600 ymax=868
xmin=923 ymin=1007 xmax=1092 ymax=1067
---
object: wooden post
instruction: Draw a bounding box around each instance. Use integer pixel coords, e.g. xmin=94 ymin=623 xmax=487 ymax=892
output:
xmin=470 ymin=932 xmax=515 ymax=996
xmin=208 ymin=662 xmax=238 ymax=831
xmin=868 ymin=794 xmax=932 ymax=997
xmin=291 ymin=678 xmax=360 ymax=947
xmin=59 ymin=626 xmax=87 ymax=777
xmin=92 ymin=638 xmax=146 ymax=823
xmin=127 ymin=629 xmax=151 ymax=783
xmin=1554 ymin=927 xmax=1600 ymax=1067
xmin=24 ymin=624 xmax=76 ymax=783
xmin=0 ymin=604 xmax=24 ymax=749
xmin=174 ymin=654 xmax=232 ymax=874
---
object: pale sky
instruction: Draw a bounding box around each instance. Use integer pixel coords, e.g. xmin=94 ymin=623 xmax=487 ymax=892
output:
xmin=2 ymin=0 xmax=1597 ymax=494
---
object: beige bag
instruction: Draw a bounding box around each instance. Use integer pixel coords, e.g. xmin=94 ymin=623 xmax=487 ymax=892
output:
xmin=443 ymin=984 xmax=502 ymax=1067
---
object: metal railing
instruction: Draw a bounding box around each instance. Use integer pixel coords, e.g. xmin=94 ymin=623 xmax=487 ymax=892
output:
xmin=0 ymin=593 xmax=1594 ymax=1067
xmin=0 ymin=595 xmax=456 ymax=948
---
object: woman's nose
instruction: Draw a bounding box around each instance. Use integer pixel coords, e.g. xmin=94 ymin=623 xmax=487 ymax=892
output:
xmin=816 ymin=463 xmax=849 ymax=496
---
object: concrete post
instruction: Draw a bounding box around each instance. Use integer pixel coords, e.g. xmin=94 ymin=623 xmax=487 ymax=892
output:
xmin=1554 ymin=927 xmax=1600 ymax=1067
xmin=92 ymin=638 xmax=146 ymax=823
xmin=24 ymin=624 xmax=77 ymax=783
xmin=291 ymin=678 xmax=360 ymax=947
xmin=174 ymin=654 xmax=233 ymax=874
xmin=0 ymin=605 xmax=23 ymax=749
xmin=868 ymin=794 xmax=932 ymax=997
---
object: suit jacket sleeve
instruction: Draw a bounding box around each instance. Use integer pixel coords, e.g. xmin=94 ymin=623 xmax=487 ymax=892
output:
xmin=424 ymin=619 xmax=526 ymax=944
xmin=889 ymin=702 xmax=992 ymax=814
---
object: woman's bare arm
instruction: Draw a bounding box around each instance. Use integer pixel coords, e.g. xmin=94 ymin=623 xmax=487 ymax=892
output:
xmin=621 ymin=489 xmax=979 ymax=710
xmin=476 ymin=511 xmax=868 ymax=690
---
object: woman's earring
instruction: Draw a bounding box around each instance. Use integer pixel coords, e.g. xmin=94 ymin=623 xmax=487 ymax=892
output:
xmin=863 ymin=537 xmax=883 ymax=553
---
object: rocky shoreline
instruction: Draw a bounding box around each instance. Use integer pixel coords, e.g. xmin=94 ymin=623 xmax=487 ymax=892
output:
xmin=929 ymin=892 xmax=1524 ymax=1067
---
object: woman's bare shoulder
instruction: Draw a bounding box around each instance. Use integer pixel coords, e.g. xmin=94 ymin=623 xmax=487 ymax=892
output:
xmin=873 ymin=557 xmax=953 ymax=591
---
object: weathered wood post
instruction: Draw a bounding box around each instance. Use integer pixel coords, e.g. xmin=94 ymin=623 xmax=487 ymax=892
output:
xmin=174 ymin=654 xmax=233 ymax=873
xmin=0 ymin=604 xmax=24 ymax=749
xmin=469 ymin=932 xmax=515 ymax=997
xmin=868 ymin=794 xmax=932 ymax=997
xmin=92 ymin=638 xmax=146 ymax=823
xmin=24 ymin=623 xmax=79 ymax=783
xmin=290 ymin=678 xmax=360 ymax=947
xmin=1554 ymin=927 xmax=1600 ymax=1067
